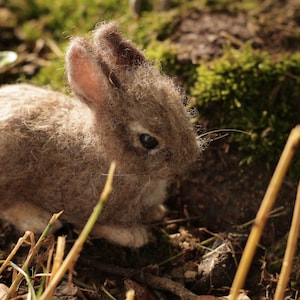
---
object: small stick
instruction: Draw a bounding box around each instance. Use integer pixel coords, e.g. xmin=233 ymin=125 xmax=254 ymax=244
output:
xmin=125 ymin=289 xmax=135 ymax=300
xmin=50 ymin=236 xmax=66 ymax=280
xmin=45 ymin=239 xmax=55 ymax=287
xmin=81 ymin=258 xmax=250 ymax=300
xmin=229 ymin=125 xmax=300 ymax=300
xmin=219 ymin=31 xmax=245 ymax=47
xmin=47 ymin=236 xmax=66 ymax=299
xmin=274 ymin=181 xmax=300 ymax=300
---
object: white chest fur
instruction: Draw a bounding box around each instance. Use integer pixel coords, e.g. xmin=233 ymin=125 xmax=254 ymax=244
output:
xmin=141 ymin=179 xmax=168 ymax=206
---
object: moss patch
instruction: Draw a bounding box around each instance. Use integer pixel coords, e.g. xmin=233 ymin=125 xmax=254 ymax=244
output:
xmin=191 ymin=45 xmax=300 ymax=178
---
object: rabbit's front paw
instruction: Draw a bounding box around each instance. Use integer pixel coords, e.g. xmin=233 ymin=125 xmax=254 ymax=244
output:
xmin=143 ymin=204 xmax=166 ymax=223
xmin=92 ymin=224 xmax=149 ymax=248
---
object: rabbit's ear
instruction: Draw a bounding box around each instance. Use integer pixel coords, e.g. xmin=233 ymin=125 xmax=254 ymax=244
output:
xmin=66 ymin=37 xmax=109 ymax=107
xmin=93 ymin=23 xmax=146 ymax=70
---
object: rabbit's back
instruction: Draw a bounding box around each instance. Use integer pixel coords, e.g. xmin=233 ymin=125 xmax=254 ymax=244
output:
xmin=0 ymin=84 xmax=105 ymax=223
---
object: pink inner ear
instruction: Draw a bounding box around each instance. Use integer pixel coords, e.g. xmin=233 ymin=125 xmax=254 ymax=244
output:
xmin=66 ymin=40 xmax=107 ymax=106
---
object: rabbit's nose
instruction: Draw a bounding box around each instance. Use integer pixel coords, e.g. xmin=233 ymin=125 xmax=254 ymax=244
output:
xmin=162 ymin=149 xmax=172 ymax=161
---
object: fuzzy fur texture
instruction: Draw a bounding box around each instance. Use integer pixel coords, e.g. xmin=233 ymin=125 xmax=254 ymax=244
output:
xmin=0 ymin=23 xmax=200 ymax=247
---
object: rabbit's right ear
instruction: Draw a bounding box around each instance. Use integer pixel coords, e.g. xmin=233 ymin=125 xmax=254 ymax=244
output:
xmin=93 ymin=22 xmax=146 ymax=71
xmin=66 ymin=37 xmax=109 ymax=108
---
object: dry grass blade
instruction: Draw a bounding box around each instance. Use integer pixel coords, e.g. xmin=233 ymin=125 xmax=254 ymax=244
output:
xmin=0 ymin=283 xmax=9 ymax=299
xmin=47 ymin=236 xmax=66 ymax=299
xmin=9 ymin=261 xmax=37 ymax=299
xmin=125 ymin=289 xmax=135 ymax=300
xmin=45 ymin=238 xmax=55 ymax=288
xmin=0 ymin=231 xmax=33 ymax=275
xmin=4 ymin=211 xmax=63 ymax=299
xmin=40 ymin=161 xmax=116 ymax=300
xmin=50 ymin=236 xmax=66 ymax=281
xmin=230 ymin=125 xmax=300 ymax=300
xmin=274 ymin=181 xmax=300 ymax=300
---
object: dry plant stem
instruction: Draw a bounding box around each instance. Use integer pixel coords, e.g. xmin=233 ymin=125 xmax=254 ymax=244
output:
xmin=40 ymin=161 xmax=116 ymax=300
xmin=274 ymin=181 xmax=300 ymax=300
xmin=0 ymin=231 xmax=32 ymax=275
xmin=125 ymin=289 xmax=135 ymax=300
xmin=101 ymin=285 xmax=117 ymax=300
xmin=140 ymin=272 xmax=199 ymax=300
xmin=47 ymin=236 xmax=66 ymax=299
xmin=50 ymin=236 xmax=66 ymax=280
xmin=230 ymin=125 xmax=300 ymax=300
xmin=0 ymin=283 xmax=9 ymax=299
xmin=45 ymin=239 xmax=55 ymax=287
xmin=4 ymin=211 xmax=63 ymax=299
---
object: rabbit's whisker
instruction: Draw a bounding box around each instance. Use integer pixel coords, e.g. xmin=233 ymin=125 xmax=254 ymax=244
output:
xmin=199 ymin=128 xmax=250 ymax=142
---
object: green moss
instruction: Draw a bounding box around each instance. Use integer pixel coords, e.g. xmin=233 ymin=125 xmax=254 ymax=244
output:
xmin=145 ymin=40 xmax=177 ymax=71
xmin=7 ymin=0 xmax=129 ymax=42
xmin=129 ymin=9 xmax=178 ymax=47
xmin=191 ymin=45 xmax=300 ymax=178
xmin=4 ymin=0 xmax=132 ymax=87
xmin=31 ymin=59 xmax=66 ymax=91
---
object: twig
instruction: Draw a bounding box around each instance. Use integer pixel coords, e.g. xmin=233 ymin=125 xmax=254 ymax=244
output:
xmin=274 ymin=181 xmax=300 ymax=300
xmin=229 ymin=125 xmax=300 ymax=300
xmin=219 ymin=31 xmax=244 ymax=47
xmin=81 ymin=257 xmax=239 ymax=300
xmin=82 ymin=258 xmax=199 ymax=300
xmin=47 ymin=236 xmax=66 ymax=299
xmin=125 ymin=289 xmax=135 ymax=300
xmin=45 ymin=238 xmax=55 ymax=287
xmin=136 ymin=272 xmax=199 ymax=300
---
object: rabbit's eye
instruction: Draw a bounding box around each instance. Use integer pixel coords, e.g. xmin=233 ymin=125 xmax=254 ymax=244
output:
xmin=139 ymin=134 xmax=158 ymax=150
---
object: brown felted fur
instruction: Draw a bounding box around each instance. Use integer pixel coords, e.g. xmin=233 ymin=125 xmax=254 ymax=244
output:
xmin=0 ymin=23 xmax=200 ymax=247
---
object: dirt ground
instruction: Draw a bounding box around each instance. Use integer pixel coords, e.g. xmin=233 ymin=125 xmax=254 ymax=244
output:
xmin=0 ymin=1 xmax=300 ymax=299
xmin=170 ymin=0 xmax=300 ymax=62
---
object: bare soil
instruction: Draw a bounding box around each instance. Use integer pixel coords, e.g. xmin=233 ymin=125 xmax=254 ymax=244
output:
xmin=170 ymin=0 xmax=300 ymax=62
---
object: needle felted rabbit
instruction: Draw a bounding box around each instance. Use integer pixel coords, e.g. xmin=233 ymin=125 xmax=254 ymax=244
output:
xmin=0 ymin=22 xmax=200 ymax=248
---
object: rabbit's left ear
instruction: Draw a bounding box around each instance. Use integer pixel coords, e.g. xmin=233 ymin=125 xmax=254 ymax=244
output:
xmin=66 ymin=37 xmax=111 ymax=108
xmin=93 ymin=22 xmax=146 ymax=70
